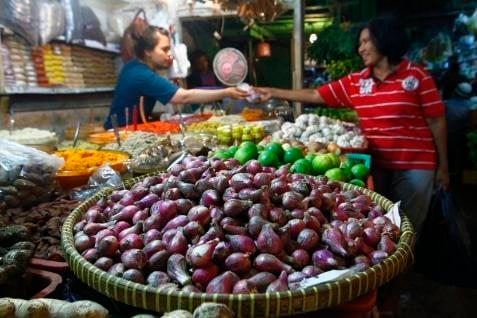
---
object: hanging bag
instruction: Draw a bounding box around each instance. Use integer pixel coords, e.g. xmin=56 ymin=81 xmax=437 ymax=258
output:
xmin=120 ymin=9 xmax=149 ymax=62
xmin=415 ymin=187 xmax=475 ymax=286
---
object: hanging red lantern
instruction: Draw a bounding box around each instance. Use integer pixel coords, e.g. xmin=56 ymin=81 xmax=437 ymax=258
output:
xmin=256 ymin=41 xmax=271 ymax=58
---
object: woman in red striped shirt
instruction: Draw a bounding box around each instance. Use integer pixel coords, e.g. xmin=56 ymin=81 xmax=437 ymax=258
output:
xmin=257 ymin=16 xmax=449 ymax=236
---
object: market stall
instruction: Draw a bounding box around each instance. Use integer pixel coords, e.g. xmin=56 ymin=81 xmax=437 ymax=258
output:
xmin=4 ymin=1 xmax=475 ymax=317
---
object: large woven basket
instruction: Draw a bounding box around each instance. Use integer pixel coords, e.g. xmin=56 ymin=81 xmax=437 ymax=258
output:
xmin=61 ymin=175 xmax=414 ymax=317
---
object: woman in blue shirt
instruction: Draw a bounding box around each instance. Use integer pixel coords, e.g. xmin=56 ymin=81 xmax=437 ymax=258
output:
xmin=104 ymin=26 xmax=247 ymax=129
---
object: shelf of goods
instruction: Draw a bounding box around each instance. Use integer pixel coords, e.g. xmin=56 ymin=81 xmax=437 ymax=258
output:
xmin=0 ymin=34 xmax=117 ymax=94
xmin=61 ymin=169 xmax=414 ymax=317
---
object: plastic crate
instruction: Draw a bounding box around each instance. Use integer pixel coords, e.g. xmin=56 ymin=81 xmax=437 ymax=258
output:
xmin=345 ymin=153 xmax=372 ymax=169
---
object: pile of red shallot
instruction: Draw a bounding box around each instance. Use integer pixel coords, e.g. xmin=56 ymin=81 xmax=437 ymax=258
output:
xmin=73 ymin=156 xmax=400 ymax=293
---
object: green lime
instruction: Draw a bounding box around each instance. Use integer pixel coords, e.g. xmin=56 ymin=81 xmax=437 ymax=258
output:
xmin=326 ymin=153 xmax=341 ymax=168
xmin=214 ymin=150 xmax=229 ymax=160
xmin=340 ymin=158 xmax=354 ymax=170
xmin=342 ymin=168 xmax=353 ymax=181
xmin=228 ymin=145 xmax=239 ymax=155
xmin=305 ymin=152 xmax=316 ymax=163
xmin=351 ymin=163 xmax=370 ymax=180
xmin=284 ymin=147 xmax=304 ymax=164
xmin=258 ymin=150 xmax=279 ymax=167
xmin=257 ymin=145 xmax=265 ymax=152
xmin=325 ymin=168 xmax=347 ymax=181
xmin=240 ymin=141 xmax=256 ymax=149
xmin=234 ymin=147 xmax=257 ymax=165
xmin=312 ymin=154 xmax=334 ymax=175
xmin=349 ymin=178 xmax=366 ymax=188
xmin=291 ymin=159 xmax=312 ymax=175
xmin=265 ymin=142 xmax=285 ymax=161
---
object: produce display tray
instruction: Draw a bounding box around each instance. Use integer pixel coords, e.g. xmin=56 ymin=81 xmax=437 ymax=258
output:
xmin=61 ymin=175 xmax=414 ymax=317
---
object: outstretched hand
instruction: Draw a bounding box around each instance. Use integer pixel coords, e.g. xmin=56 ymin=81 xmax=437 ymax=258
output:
xmin=255 ymin=87 xmax=272 ymax=103
xmin=226 ymin=87 xmax=249 ymax=100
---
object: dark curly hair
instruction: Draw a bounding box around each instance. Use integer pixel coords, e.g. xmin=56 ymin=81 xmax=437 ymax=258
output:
xmin=134 ymin=26 xmax=169 ymax=59
xmin=357 ymin=16 xmax=409 ymax=65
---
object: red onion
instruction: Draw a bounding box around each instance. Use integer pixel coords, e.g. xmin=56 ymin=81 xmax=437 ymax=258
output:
xmin=175 ymin=198 xmax=194 ymax=214
xmin=147 ymin=250 xmax=170 ymax=271
xmin=81 ymin=248 xmax=99 ymax=263
xmin=97 ymin=235 xmax=119 ymax=258
xmin=94 ymin=257 xmax=113 ymax=271
xmin=186 ymin=239 xmax=219 ymax=268
xmin=253 ymin=253 xmax=293 ymax=274
xmin=312 ymin=249 xmax=339 ymax=270
xmin=111 ymin=205 xmax=140 ymax=222
xmin=291 ymin=249 xmax=310 ymax=270
xmin=118 ymin=222 xmax=143 ymax=240
xmin=135 ymin=193 xmax=160 ymax=209
xmin=322 ymin=227 xmax=348 ymax=257
xmin=212 ymin=241 xmax=232 ymax=264
xmin=192 ymin=265 xmax=219 ymax=289
xmin=248 ymin=203 xmax=269 ymax=219
xmin=302 ymin=265 xmax=323 ymax=277
xmin=253 ymin=172 xmax=273 ymax=187
xmin=223 ymin=199 xmax=252 ymax=217
xmin=246 ymin=160 xmax=262 ymax=174
xmin=121 ymin=249 xmax=147 ymax=269
xmin=161 ymin=215 xmax=189 ymax=234
xmin=363 ymin=227 xmax=380 ymax=247
xmin=378 ymin=235 xmax=397 ymax=254
xmin=166 ymin=231 xmax=188 ymax=255
xmin=269 ymin=207 xmax=287 ymax=226
xmin=123 ymin=269 xmax=145 ymax=284
xmin=233 ymin=279 xmax=257 ymax=294
xmin=74 ymin=234 xmax=95 ymax=253
xmin=108 ymin=263 xmax=126 ymax=277
xmin=182 ymin=221 xmax=204 ymax=243
xmin=256 ymin=224 xmax=283 ymax=255
xmin=142 ymin=239 xmax=166 ymax=258
xmin=186 ymin=205 xmax=210 ymax=227
xmin=266 ymin=271 xmax=288 ymax=292
xmin=286 ymin=219 xmax=306 ymax=238
xmin=225 ymin=252 xmax=251 ymax=274
xmin=143 ymin=229 xmax=161 ymax=245
xmin=205 ymin=271 xmax=239 ymax=294
xmin=225 ymin=234 xmax=255 ymax=254
xmin=119 ymin=233 xmax=144 ymax=252
xmin=296 ymin=228 xmax=320 ymax=251
xmin=147 ymin=271 xmax=170 ymax=287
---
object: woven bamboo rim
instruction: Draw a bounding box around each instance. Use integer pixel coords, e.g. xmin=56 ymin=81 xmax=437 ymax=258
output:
xmin=61 ymin=174 xmax=414 ymax=317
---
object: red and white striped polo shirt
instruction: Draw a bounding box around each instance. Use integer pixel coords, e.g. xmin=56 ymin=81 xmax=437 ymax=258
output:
xmin=317 ymin=59 xmax=445 ymax=170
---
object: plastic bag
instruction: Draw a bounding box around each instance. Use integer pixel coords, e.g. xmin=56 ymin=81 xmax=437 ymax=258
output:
xmin=61 ymin=0 xmax=83 ymax=42
xmin=0 ymin=140 xmax=64 ymax=210
xmin=0 ymin=0 xmax=39 ymax=46
xmin=120 ymin=8 xmax=149 ymax=62
xmin=70 ymin=165 xmax=124 ymax=201
xmin=80 ymin=5 xmax=106 ymax=45
xmin=168 ymin=43 xmax=190 ymax=79
xmin=415 ymin=187 xmax=475 ymax=287
xmin=38 ymin=0 xmax=65 ymax=45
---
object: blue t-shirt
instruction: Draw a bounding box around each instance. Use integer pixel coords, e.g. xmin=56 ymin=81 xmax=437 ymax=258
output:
xmin=104 ymin=59 xmax=179 ymax=129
